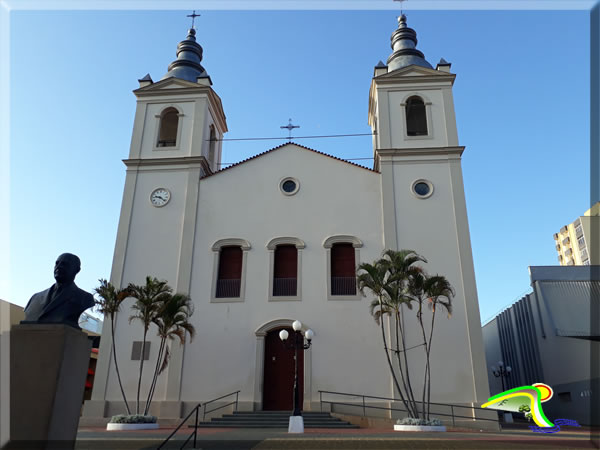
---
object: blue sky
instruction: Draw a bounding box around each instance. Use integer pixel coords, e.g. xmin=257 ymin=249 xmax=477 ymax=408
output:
xmin=3 ymin=5 xmax=593 ymax=324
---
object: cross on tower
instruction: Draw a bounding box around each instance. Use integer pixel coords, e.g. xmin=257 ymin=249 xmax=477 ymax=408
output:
xmin=280 ymin=118 xmax=300 ymax=141
xmin=187 ymin=10 xmax=201 ymax=29
xmin=393 ymin=0 xmax=407 ymax=15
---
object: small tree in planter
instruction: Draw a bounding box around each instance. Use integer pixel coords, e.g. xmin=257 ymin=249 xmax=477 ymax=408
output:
xmin=94 ymin=279 xmax=132 ymax=415
xmin=143 ymin=293 xmax=196 ymax=415
xmin=127 ymin=276 xmax=172 ymax=415
xmin=358 ymin=250 xmax=454 ymax=428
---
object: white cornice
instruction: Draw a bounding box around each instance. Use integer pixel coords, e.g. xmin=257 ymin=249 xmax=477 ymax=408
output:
xmin=123 ymin=156 xmax=207 ymax=168
xmin=376 ymin=146 xmax=465 ymax=159
xmin=374 ymin=73 xmax=456 ymax=86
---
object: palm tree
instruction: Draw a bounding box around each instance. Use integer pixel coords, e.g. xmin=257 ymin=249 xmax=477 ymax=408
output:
xmin=358 ymin=255 xmax=419 ymax=418
xmin=128 ymin=276 xmax=172 ymax=415
xmin=93 ymin=279 xmax=132 ymax=415
xmin=144 ymin=293 xmax=196 ymax=415
xmin=423 ymin=275 xmax=454 ymax=418
xmin=380 ymin=250 xmax=426 ymax=416
xmin=359 ymin=250 xmax=454 ymax=422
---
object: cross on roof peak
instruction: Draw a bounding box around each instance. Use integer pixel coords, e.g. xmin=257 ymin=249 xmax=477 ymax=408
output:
xmin=187 ymin=10 xmax=201 ymax=29
xmin=280 ymin=118 xmax=300 ymax=141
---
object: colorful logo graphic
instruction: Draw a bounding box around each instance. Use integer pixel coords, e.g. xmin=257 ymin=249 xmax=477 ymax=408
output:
xmin=482 ymin=383 xmax=581 ymax=433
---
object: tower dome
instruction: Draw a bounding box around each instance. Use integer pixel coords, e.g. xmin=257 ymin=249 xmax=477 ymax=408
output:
xmin=387 ymin=15 xmax=433 ymax=71
xmin=162 ymin=28 xmax=209 ymax=83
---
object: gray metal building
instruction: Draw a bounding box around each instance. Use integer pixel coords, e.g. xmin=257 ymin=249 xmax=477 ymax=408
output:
xmin=482 ymin=266 xmax=599 ymax=426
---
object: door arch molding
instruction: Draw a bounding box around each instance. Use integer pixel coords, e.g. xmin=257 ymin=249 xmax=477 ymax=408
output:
xmin=253 ymin=318 xmax=313 ymax=411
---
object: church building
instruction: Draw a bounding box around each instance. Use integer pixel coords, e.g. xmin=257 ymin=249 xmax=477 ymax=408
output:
xmin=84 ymin=15 xmax=490 ymax=421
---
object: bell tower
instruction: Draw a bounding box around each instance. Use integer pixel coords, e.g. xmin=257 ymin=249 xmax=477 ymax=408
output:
xmin=369 ymin=15 xmax=490 ymax=403
xmin=89 ymin=25 xmax=228 ymax=416
xmin=130 ymin=27 xmax=227 ymax=174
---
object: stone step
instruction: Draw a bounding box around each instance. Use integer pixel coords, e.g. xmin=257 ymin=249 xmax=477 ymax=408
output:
xmin=190 ymin=411 xmax=359 ymax=429
xmin=193 ymin=422 xmax=359 ymax=428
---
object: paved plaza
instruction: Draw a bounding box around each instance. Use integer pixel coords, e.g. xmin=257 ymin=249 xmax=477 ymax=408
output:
xmin=66 ymin=425 xmax=598 ymax=450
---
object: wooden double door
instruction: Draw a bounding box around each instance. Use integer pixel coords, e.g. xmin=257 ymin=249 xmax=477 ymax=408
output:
xmin=262 ymin=327 xmax=304 ymax=411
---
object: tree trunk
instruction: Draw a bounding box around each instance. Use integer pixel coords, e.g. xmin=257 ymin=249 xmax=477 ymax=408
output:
xmin=394 ymin=310 xmax=418 ymax=417
xmin=144 ymin=337 xmax=166 ymax=415
xmin=378 ymin=298 xmax=413 ymax=418
xmin=416 ymin=300 xmax=429 ymax=420
xmin=426 ymin=307 xmax=437 ymax=419
xmin=111 ymin=315 xmax=131 ymax=415
xmin=398 ymin=306 xmax=419 ymax=417
xmin=136 ymin=328 xmax=148 ymax=415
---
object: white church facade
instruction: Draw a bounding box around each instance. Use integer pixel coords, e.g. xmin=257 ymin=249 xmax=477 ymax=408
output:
xmin=84 ymin=15 xmax=490 ymax=420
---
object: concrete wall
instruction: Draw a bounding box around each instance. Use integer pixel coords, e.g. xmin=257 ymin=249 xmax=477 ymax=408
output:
xmin=481 ymin=319 xmax=503 ymax=395
xmin=0 ymin=299 xmax=26 ymax=446
xmin=0 ymin=299 xmax=10 ymax=447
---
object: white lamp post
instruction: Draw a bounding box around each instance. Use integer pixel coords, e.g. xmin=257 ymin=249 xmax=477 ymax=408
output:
xmin=279 ymin=320 xmax=313 ymax=433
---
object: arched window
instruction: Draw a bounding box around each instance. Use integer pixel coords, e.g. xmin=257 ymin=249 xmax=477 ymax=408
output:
xmin=216 ymin=246 xmax=243 ymax=298
xmin=273 ymin=245 xmax=297 ymax=297
xmin=208 ymin=125 xmax=216 ymax=164
xmin=330 ymin=243 xmax=356 ymax=295
xmin=267 ymin=237 xmax=304 ymax=301
xmin=211 ymin=238 xmax=251 ymax=302
xmin=405 ymin=96 xmax=428 ymax=136
xmin=157 ymin=107 xmax=179 ymax=147
xmin=323 ymin=235 xmax=362 ymax=300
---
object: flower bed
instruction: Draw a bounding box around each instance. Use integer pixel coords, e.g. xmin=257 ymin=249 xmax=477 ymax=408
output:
xmin=106 ymin=414 xmax=159 ymax=430
xmin=393 ymin=417 xmax=446 ymax=432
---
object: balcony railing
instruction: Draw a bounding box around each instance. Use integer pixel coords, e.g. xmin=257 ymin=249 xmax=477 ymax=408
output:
xmin=331 ymin=277 xmax=357 ymax=296
xmin=157 ymin=139 xmax=176 ymax=147
xmin=273 ymin=277 xmax=297 ymax=296
xmin=216 ymin=278 xmax=241 ymax=298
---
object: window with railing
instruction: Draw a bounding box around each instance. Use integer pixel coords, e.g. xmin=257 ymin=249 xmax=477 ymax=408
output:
xmin=324 ymin=235 xmax=362 ymax=300
xmin=331 ymin=243 xmax=356 ymax=296
xmin=273 ymin=245 xmax=298 ymax=296
xmin=157 ymin=107 xmax=179 ymax=147
xmin=216 ymin=246 xmax=242 ymax=298
xmin=211 ymin=238 xmax=251 ymax=302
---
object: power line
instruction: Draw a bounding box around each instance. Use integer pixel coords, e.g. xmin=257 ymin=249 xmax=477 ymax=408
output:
xmin=212 ymin=132 xmax=375 ymax=142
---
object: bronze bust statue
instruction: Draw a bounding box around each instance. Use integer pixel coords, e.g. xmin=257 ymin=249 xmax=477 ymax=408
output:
xmin=22 ymin=253 xmax=95 ymax=329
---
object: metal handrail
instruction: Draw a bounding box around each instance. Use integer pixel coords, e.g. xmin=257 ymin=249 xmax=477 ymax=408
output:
xmin=318 ymin=390 xmax=500 ymax=427
xmin=201 ymin=391 xmax=240 ymax=422
xmin=157 ymin=390 xmax=240 ymax=450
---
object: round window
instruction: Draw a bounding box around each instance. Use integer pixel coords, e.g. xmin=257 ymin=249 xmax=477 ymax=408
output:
xmin=411 ymin=180 xmax=433 ymax=199
xmin=282 ymin=180 xmax=296 ymax=193
xmin=280 ymin=177 xmax=300 ymax=196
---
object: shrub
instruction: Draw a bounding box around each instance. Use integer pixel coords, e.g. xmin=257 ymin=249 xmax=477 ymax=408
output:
xmin=109 ymin=414 xmax=157 ymax=424
xmin=396 ymin=417 xmax=443 ymax=426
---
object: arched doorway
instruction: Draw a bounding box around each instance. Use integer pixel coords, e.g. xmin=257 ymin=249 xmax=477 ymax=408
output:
xmin=262 ymin=327 xmax=304 ymax=411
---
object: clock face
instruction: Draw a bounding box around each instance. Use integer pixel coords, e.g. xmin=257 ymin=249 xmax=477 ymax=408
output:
xmin=150 ymin=188 xmax=171 ymax=207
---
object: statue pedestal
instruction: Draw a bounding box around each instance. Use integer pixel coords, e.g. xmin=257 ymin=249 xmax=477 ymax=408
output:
xmin=10 ymin=324 xmax=91 ymax=449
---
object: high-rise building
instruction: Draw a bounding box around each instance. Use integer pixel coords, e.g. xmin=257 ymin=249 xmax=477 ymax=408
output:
xmin=554 ymin=202 xmax=599 ymax=266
